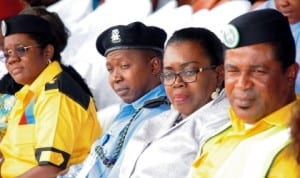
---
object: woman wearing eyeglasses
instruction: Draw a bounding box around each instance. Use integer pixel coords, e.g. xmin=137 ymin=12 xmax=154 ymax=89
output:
xmin=0 ymin=14 xmax=101 ymax=177
xmin=109 ymin=27 xmax=230 ymax=178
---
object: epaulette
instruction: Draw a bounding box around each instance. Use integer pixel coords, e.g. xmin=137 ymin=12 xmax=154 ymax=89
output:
xmin=45 ymin=72 xmax=90 ymax=110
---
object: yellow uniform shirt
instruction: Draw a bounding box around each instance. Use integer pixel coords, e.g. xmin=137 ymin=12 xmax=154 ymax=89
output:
xmin=0 ymin=61 xmax=102 ymax=177
xmin=189 ymin=99 xmax=300 ymax=178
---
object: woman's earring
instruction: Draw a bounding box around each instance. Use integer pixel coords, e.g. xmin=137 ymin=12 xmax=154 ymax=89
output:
xmin=211 ymin=88 xmax=220 ymax=100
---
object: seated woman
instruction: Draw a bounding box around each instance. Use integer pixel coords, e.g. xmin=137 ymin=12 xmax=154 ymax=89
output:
xmin=109 ymin=27 xmax=230 ymax=178
xmin=0 ymin=14 xmax=101 ymax=177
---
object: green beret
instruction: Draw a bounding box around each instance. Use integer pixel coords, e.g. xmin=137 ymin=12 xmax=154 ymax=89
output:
xmin=221 ymin=9 xmax=294 ymax=49
xmin=96 ymin=22 xmax=167 ymax=56
xmin=1 ymin=14 xmax=52 ymax=37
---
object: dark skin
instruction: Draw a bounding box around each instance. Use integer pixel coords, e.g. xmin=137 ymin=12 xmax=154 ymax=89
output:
xmin=2 ymin=33 xmax=62 ymax=177
xmin=275 ymin=0 xmax=300 ymax=24
xmin=106 ymin=49 xmax=162 ymax=104
xmin=4 ymin=34 xmax=51 ymax=85
xmin=163 ymin=41 xmax=224 ymax=118
xmin=224 ymin=43 xmax=298 ymax=123
xmin=18 ymin=165 xmax=62 ymax=178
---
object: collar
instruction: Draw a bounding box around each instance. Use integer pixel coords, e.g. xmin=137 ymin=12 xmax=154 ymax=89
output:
xmin=120 ymin=84 xmax=166 ymax=111
xmin=229 ymin=94 xmax=300 ymax=132
xmin=290 ymin=22 xmax=300 ymax=43
xmin=15 ymin=61 xmax=62 ymax=102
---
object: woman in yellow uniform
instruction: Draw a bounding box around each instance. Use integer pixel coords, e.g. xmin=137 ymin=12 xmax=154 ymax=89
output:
xmin=0 ymin=14 xmax=101 ymax=177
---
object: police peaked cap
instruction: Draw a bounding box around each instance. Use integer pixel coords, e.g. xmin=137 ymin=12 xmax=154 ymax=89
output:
xmin=96 ymin=21 xmax=167 ymax=56
xmin=221 ymin=9 xmax=294 ymax=49
xmin=1 ymin=14 xmax=53 ymax=37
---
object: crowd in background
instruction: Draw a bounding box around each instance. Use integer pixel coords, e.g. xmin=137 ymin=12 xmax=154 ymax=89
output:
xmin=0 ymin=0 xmax=300 ymax=177
xmin=45 ymin=0 xmax=300 ymax=110
xmin=1 ymin=0 xmax=299 ymax=111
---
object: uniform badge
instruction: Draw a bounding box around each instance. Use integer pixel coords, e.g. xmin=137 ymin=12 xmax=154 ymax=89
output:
xmin=221 ymin=24 xmax=239 ymax=48
xmin=111 ymin=29 xmax=121 ymax=43
xmin=1 ymin=20 xmax=7 ymax=37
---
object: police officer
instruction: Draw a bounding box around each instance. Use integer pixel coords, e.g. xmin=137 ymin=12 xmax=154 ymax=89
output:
xmin=60 ymin=21 xmax=170 ymax=178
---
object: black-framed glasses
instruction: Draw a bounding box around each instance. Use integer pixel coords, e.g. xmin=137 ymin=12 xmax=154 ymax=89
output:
xmin=0 ymin=45 xmax=40 ymax=63
xmin=160 ymin=66 xmax=216 ymax=86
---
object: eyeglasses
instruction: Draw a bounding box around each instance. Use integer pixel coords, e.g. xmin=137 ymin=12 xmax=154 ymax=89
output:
xmin=0 ymin=45 xmax=40 ymax=63
xmin=160 ymin=66 xmax=216 ymax=86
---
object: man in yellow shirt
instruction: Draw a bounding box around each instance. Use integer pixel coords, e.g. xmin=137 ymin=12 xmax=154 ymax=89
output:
xmin=189 ymin=9 xmax=300 ymax=178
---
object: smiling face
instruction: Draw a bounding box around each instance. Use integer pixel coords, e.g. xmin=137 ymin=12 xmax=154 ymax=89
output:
xmin=163 ymin=41 xmax=223 ymax=118
xmin=224 ymin=43 xmax=296 ymax=123
xmin=106 ymin=49 xmax=161 ymax=104
xmin=275 ymin=0 xmax=300 ymax=24
xmin=4 ymin=33 xmax=49 ymax=85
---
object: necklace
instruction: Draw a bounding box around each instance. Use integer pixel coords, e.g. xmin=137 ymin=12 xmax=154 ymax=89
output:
xmin=95 ymin=107 xmax=143 ymax=168
xmin=95 ymin=96 xmax=170 ymax=168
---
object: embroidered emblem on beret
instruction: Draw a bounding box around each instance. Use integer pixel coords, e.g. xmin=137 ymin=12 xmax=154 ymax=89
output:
xmin=96 ymin=22 xmax=167 ymax=56
xmin=111 ymin=29 xmax=121 ymax=44
xmin=1 ymin=20 xmax=7 ymax=36
xmin=221 ymin=24 xmax=239 ymax=48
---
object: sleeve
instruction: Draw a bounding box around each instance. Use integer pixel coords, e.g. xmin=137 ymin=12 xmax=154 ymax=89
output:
xmin=34 ymin=88 xmax=89 ymax=169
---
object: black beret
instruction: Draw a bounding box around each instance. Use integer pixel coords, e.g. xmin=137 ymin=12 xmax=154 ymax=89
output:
xmin=1 ymin=14 xmax=52 ymax=37
xmin=221 ymin=9 xmax=294 ymax=48
xmin=96 ymin=21 xmax=167 ymax=56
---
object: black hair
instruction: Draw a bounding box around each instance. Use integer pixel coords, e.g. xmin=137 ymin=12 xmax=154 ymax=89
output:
xmin=269 ymin=38 xmax=296 ymax=72
xmin=166 ymin=27 xmax=225 ymax=66
xmin=20 ymin=6 xmax=70 ymax=61
xmin=0 ymin=73 xmax=23 ymax=94
xmin=27 ymin=33 xmax=62 ymax=61
xmin=19 ymin=7 xmax=93 ymax=98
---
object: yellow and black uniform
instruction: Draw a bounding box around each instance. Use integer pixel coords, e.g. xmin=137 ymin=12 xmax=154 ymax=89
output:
xmin=189 ymin=97 xmax=300 ymax=178
xmin=0 ymin=61 xmax=102 ymax=177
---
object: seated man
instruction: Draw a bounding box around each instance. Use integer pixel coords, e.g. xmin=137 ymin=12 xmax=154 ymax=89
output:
xmin=60 ymin=21 xmax=170 ymax=178
xmin=188 ymin=9 xmax=300 ymax=178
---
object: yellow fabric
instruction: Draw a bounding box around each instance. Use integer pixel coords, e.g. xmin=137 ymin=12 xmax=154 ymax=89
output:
xmin=40 ymin=151 xmax=64 ymax=165
xmin=0 ymin=61 xmax=102 ymax=178
xmin=189 ymin=98 xmax=300 ymax=178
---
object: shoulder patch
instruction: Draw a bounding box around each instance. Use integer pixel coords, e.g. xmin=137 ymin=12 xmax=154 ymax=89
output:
xmin=45 ymin=72 xmax=90 ymax=110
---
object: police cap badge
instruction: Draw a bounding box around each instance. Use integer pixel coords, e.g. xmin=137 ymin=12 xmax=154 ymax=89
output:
xmin=96 ymin=21 xmax=167 ymax=57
